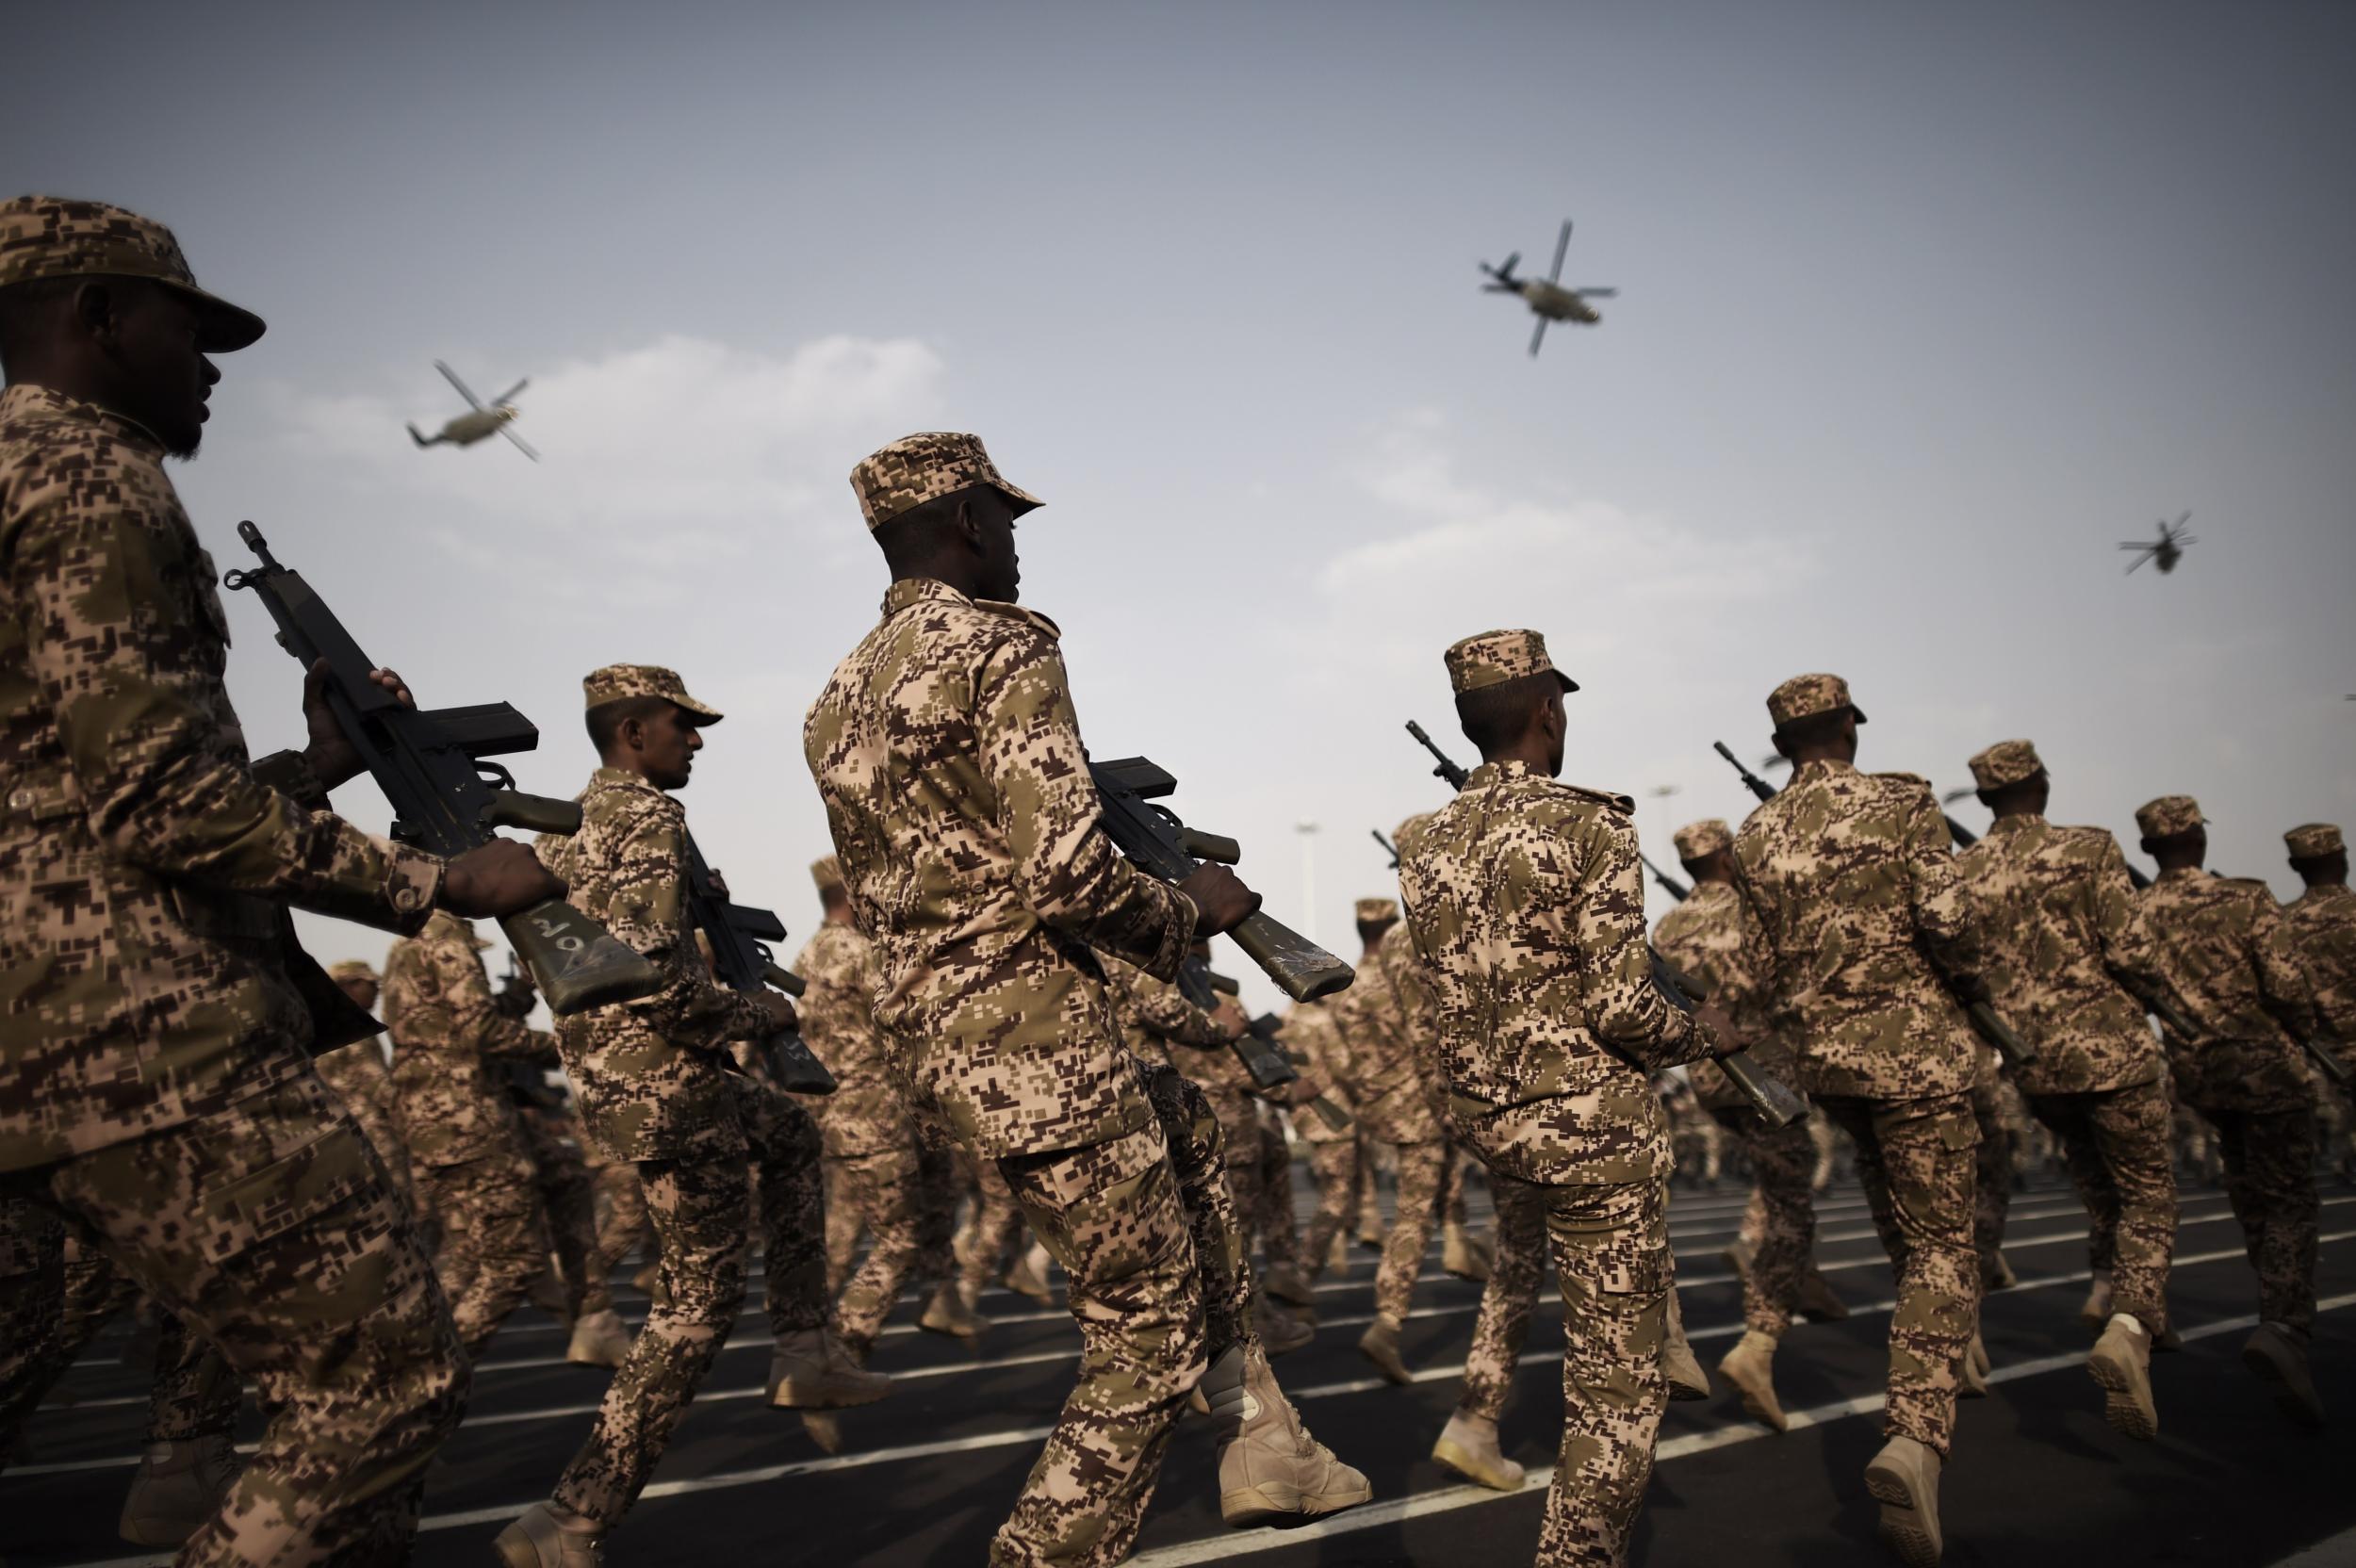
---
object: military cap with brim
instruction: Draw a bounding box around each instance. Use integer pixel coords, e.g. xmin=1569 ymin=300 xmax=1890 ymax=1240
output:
xmin=1767 ymin=673 xmax=1866 ymax=729
xmin=582 ymin=664 xmax=723 ymax=724
xmin=849 ymin=432 xmax=1042 ymax=533
xmin=810 ymin=856 xmax=845 ymax=893
xmin=1968 ymin=740 xmax=2045 ymax=792
xmin=0 ymin=195 xmax=266 ymax=352
xmin=2135 ymin=795 xmax=2204 ymax=840
xmin=327 ymin=959 xmax=379 ymax=985
xmin=2285 ymin=823 xmax=2344 ymax=858
xmin=1673 ymin=819 xmax=1733 ymax=860
xmin=1392 ymin=811 xmax=1435 ymax=858
xmin=1444 ymin=629 xmax=1578 ymax=696
xmin=1354 ymin=897 xmax=1400 ymax=924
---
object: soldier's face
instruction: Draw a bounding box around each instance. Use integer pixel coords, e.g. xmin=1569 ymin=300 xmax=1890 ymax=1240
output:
xmin=1543 ymin=689 xmax=1566 ymax=776
xmin=105 ymin=283 xmax=218 ymax=458
xmin=638 ymin=703 xmax=705 ymax=791
xmin=962 ymin=491 xmax=1023 ymax=602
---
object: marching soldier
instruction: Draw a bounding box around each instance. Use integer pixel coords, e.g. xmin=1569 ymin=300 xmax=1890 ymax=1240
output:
xmin=1285 ymin=999 xmax=1364 ymax=1278
xmin=1730 ymin=674 xmax=1986 ymax=1565
xmin=805 ymin=433 xmax=1366 ymax=1565
xmin=318 ymin=960 xmax=416 ymax=1201
xmin=1952 ymin=742 xmax=2178 ymax=1439
xmin=1399 ymin=629 xmax=1742 ymax=1567
xmin=497 ymin=666 xmax=890 ymax=1566
xmin=2133 ymin=794 xmax=2325 ymax=1426
xmin=0 ymin=192 xmax=564 ymax=1560
xmin=2280 ymin=824 xmax=2356 ymax=1174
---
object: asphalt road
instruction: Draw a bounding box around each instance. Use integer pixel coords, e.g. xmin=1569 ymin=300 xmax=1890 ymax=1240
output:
xmin=8 ymin=1170 xmax=2353 ymax=1568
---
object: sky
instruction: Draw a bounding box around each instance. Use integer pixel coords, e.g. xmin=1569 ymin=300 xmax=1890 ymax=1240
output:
xmin=9 ymin=0 xmax=2354 ymax=1013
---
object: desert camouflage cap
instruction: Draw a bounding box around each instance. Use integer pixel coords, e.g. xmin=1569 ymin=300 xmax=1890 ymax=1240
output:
xmin=810 ymin=855 xmax=845 ymax=893
xmin=0 ymin=195 xmax=266 ymax=352
xmin=848 ymin=431 xmax=1043 ymax=533
xmin=1672 ymin=818 xmax=1733 ymax=860
xmin=1968 ymin=739 xmax=2045 ymax=792
xmin=2135 ymin=794 xmax=2204 ymax=840
xmin=582 ymin=663 xmax=723 ymax=724
xmin=1767 ymin=673 xmax=1867 ymax=729
xmin=1392 ymin=811 xmax=1436 ymax=858
xmin=2285 ymin=823 xmax=2344 ymax=858
xmin=1354 ymin=896 xmax=1400 ymax=925
xmin=326 ymin=959 xmax=378 ymax=985
xmin=1443 ymin=629 xmax=1579 ymax=696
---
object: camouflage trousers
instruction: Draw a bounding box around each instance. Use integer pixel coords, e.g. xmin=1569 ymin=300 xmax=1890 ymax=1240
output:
xmin=826 ymin=1143 xmax=926 ymax=1357
xmin=1302 ymin=1139 xmax=1360 ymax=1279
xmin=1375 ymin=1140 xmax=1448 ymax=1323
xmin=1817 ymin=1092 xmax=1977 ymax=1458
xmin=415 ymin=1145 xmax=551 ymax=1361
xmin=988 ymin=1061 xmax=1255 ymax=1568
xmin=959 ymin=1145 xmax=1031 ymax=1302
xmin=2028 ymin=1077 xmax=2175 ymax=1331
xmin=1205 ymin=1083 xmax=1266 ymax=1256
xmin=1252 ymin=1106 xmax=1300 ymax=1272
xmin=0 ymin=1074 xmax=466 ymax=1564
xmin=0 ymin=1197 xmax=241 ymax=1456
xmin=521 ymin=1107 xmax=612 ymax=1318
xmin=1460 ymin=1173 xmax=1547 ymax=1422
xmin=311 ymin=1041 xmax=415 ymax=1204
xmin=590 ymin=1156 xmax=651 ymax=1278
xmin=2195 ymin=1103 xmax=2318 ymax=1332
xmin=1712 ymin=1108 xmax=1824 ymax=1337
xmin=1970 ymin=1068 xmax=2016 ymax=1272
xmin=553 ymin=1086 xmax=826 ymax=1526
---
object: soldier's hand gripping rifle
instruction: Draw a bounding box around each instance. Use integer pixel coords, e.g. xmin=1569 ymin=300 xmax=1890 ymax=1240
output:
xmin=223 ymin=521 xmax=657 ymax=1016
xmin=1092 ymin=758 xmax=1355 ymax=1002
xmin=680 ymin=835 xmax=834 ymax=1094
xmin=1188 ymin=964 xmax=1354 ymax=1132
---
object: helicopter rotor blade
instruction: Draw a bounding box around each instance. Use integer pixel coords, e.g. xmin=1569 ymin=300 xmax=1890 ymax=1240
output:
xmin=435 ymin=361 xmax=485 ymax=411
xmin=491 ymin=377 xmax=529 ymax=406
xmin=1529 ymin=318 xmax=1548 ymax=357
xmin=1547 ymin=219 xmax=1572 ymax=285
xmin=1572 ymin=286 xmax=1618 ymax=298
xmin=499 ymin=425 xmax=541 ymax=463
xmin=2124 ymin=550 xmax=2153 ymax=574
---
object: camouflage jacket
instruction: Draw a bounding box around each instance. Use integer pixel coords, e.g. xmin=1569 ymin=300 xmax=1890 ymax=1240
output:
xmin=535 ymin=768 xmax=769 ymax=1162
xmin=2137 ymin=868 xmax=2316 ymax=1114
xmin=1953 ymin=814 xmax=2168 ymax=1096
xmin=1399 ymin=760 xmax=1716 ymax=1185
xmin=1326 ymin=925 xmax=1446 ymax=1145
xmin=1730 ymin=759 xmax=1984 ymax=1102
xmin=1111 ymin=961 xmax=1262 ymax=1108
xmin=312 ymin=1038 xmax=396 ymax=1126
xmin=1280 ymin=1001 xmax=1356 ymax=1144
xmin=2282 ymin=883 xmax=2356 ymax=1072
xmin=0 ymin=384 xmax=440 ymax=1170
xmin=803 ymin=579 xmax=1196 ymax=1158
xmin=383 ymin=910 xmax=551 ymax=1166
xmin=793 ymin=921 xmax=908 ymax=1159
xmin=1649 ymin=881 xmax=1797 ymax=1113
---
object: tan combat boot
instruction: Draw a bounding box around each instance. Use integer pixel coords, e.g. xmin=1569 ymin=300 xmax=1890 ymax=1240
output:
xmin=529 ymin=1257 xmax=571 ymax=1320
xmin=1356 ymin=1207 xmax=1384 ymax=1250
xmin=1002 ymin=1244 xmax=1054 ymax=1303
xmin=1722 ymin=1233 xmax=1758 ymax=1281
xmin=2087 ymin=1314 xmax=2156 ymax=1440
xmin=1959 ymin=1332 xmax=1989 ymax=1398
xmin=117 ymin=1434 xmax=242 ymax=1547
xmin=1662 ymin=1291 xmax=1710 ymax=1402
xmin=919 ymin=1280 xmax=988 ymax=1341
xmin=1794 ymin=1268 xmax=1849 ymax=1323
xmin=1864 ymin=1434 xmax=1943 ymax=1567
xmin=2077 ymin=1269 xmax=2114 ymax=1331
xmin=1260 ymin=1262 xmax=1317 ymax=1324
xmin=1328 ymin=1232 xmax=1351 ymax=1271
xmin=1441 ymin=1222 xmax=1491 ymax=1282
xmin=495 ymin=1501 xmax=605 ymax=1568
xmin=2243 ymin=1321 xmax=2325 ymax=1427
xmin=565 ymin=1308 xmax=631 ymax=1369
xmin=1432 ymin=1409 xmax=1525 ymax=1492
xmin=800 ymin=1411 xmax=844 ymax=1455
xmin=1204 ymin=1346 xmax=1373 ymax=1526
xmin=1717 ymin=1330 xmax=1788 ymax=1432
xmin=766 ymin=1330 xmax=893 ymax=1409
xmin=1357 ymin=1314 xmax=1413 ymax=1384
xmin=1255 ymin=1291 xmax=1315 ymax=1355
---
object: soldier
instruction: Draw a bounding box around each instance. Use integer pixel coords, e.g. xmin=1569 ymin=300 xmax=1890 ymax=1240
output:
xmin=2280 ymin=824 xmax=2356 ymax=1173
xmin=805 ymin=433 xmax=1366 ymax=1565
xmin=0 ymin=192 xmax=564 ymax=1560
xmin=1952 ymin=742 xmax=2178 ymax=1440
xmin=1399 ymin=629 xmax=1742 ymax=1567
xmin=1730 ymin=674 xmax=1986 ymax=1565
xmin=1285 ymin=998 xmax=1363 ymax=1278
xmin=316 ymin=960 xmax=416 ymax=1201
xmin=2134 ymin=794 xmax=2325 ymax=1426
xmin=497 ymin=666 xmax=889 ymax=1565
xmin=505 ymin=1039 xmax=631 ymax=1368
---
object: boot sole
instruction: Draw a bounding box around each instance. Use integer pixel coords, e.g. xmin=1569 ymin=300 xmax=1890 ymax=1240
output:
xmin=1221 ymin=1476 xmax=1374 ymax=1527
xmin=2087 ymin=1347 xmax=2157 ymax=1441
xmin=1432 ymin=1436 xmax=1527 ymax=1492
xmin=1358 ymin=1345 xmax=1413 ymax=1385
xmin=770 ymin=1377 xmax=894 ymax=1411
xmin=1863 ymin=1461 xmax=1942 ymax=1568
xmin=2241 ymin=1339 xmax=2326 ymax=1428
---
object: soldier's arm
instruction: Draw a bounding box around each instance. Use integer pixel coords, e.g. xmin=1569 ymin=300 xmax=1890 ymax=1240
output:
xmin=1574 ymin=816 xmax=1712 ymax=1069
xmin=422 ymin=936 xmax=553 ymax=1061
xmin=1902 ymin=788 xmax=1988 ymax=988
xmin=1118 ymin=968 xmax=1231 ymax=1049
xmin=2087 ymin=838 xmax=2171 ymax=1009
xmin=2250 ymin=899 xmax=2321 ymax=1041
xmin=605 ymin=801 xmax=771 ymax=1049
xmin=974 ymin=631 xmax=1194 ymax=979
xmin=8 ymin=477 xmax=440 ymax=928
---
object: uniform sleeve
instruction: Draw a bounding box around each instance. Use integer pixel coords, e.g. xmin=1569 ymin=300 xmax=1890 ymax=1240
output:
xmin=606 ymin=802 xmax=772 ymax=1050
xmin=2088 ymin=839 xmax=2169 ymax=1008
xmin=1119 ymin=969 xmax=1231 ymax=1050
xmin=2250 ymin=898 xmax=2320 ymax=1041
xmin=421 ymin=936 xmax=551 ymax=1061
xmin=1575 ymin=817 xmax=1712 ymax=1069
xmin=1902 ymin=788 xmax=1987 ymax=988
xmin=973 ymin=631 xmax=1195 ymax=979
xmin=8 ymin=485 xmax=441 ymax=929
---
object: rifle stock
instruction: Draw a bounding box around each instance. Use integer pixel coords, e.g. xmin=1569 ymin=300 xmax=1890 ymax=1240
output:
xmin=1649 ymin=950 xmax=1808 ymax=1128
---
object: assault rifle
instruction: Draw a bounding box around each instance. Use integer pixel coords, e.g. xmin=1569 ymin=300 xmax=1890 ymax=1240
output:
xmin=223 ymin=522 xmax=657 ymax=1016
xmin=1189 ymin=964 xmax=1353 ymax=1132
xmin=1639 ymin=853 xmax=1691 ymax=902
xmin=1372 ymin=828 xmax=1400 ymax=870
xmin=494 ymin=953 xmax=537 ymax=1021
xmin=1404 ymin=726 xmax=1806 ymax=1126
xmin=1091 ymin=758 xmax=1354 ymax=1002
xmin=680 ymin=835 xmax=834 ymax=1094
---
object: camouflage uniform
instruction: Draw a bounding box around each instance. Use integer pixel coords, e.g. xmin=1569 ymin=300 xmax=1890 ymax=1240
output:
xmin=0 ymin=198 xmax=464 ymax=1564
xmin=1398 ymin=630 xmax=1724 ymax=1567
xmin=513 ymin=1083 xmax=614 ymax=1321
xmin=1953 ymin=743 xmax=2177 ymax=1332
xmin=1283 ymin=1000 xmax=1362 ymax=1275
xmin=1114 ymin=962 xmax=1273 ymax=1259
xmin=1457 ymin=1172 xmax=1549 ymax=1423
xmin=2281 ymin=825 xmax=2356 ymax=1172
xmin=2133 ymin=797 xmax=2319 ymax=1335
xmin=1730 ymin=677 xmax=1984 ymax=1462
xmin=316 ymin=961 xmax=414 ymax=1203
xmin=1251 ymin=1101 xmax=1302 ymax=1275
xmin=384 ymin=910 xmax=557 ymax=1358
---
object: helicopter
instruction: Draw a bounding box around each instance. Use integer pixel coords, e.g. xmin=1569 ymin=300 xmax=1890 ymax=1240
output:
xmin=1480 ymin=219 xmax=1617 ymax=357
xmin=2120 ymin=513 xmax=2194 ymax=575
xmin=407 ymin=361 xmax=539 ymax=461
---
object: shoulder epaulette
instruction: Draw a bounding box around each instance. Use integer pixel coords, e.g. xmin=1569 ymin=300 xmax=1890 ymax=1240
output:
xmin=1552 ymin=780 xmax=1635 ymax=815
xmin=1873 ymin=770 xmax=1932 ymax=791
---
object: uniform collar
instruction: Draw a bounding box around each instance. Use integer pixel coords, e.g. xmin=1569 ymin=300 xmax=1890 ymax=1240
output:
xmin=1464 ymin=759 xmax=1546 ymax=790
xmin=588 ymin=764 xmax=667 ymax=798
xmin=1792 ymin=757 xmax=1857 ymax=783
xmin=2156 ymin=864 xmax=2205 ymax=884
xmin=1987 ymin=811 xmax=2044 ymax=837
xmin=0 ymin=381 xmax=166 ymax=455
xmin=880 ymin=575 xmax=1060 ymax=640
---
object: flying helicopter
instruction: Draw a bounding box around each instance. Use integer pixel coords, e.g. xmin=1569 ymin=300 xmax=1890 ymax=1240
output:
xmin=407 ymin=361 xmax=538 ymax=461
xmin=1480 ymin=219 xmax=1617 ymax=357
xmin=2120 ymin=513 xmax=2194 ymax=575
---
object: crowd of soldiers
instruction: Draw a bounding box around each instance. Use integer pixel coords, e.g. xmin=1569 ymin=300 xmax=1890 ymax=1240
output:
xmin=0 ymin=192 xmax=2349 ymax=1568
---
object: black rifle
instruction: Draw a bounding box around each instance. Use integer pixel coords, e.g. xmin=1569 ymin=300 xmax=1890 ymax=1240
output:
xmin=1640 ymin=853 xmax=1692 ymax=902
xmin=1710 ymin=737 xmax=2037 ymax=1069
xmin=1372 ymin=828 xmax=1399 ymax=870
xmin=223 ymin=522 xmax=657 ymax=1016
xmin=1405 ymin=726 xmax=1806 ymax=1126
xmin=680 ymin=835 xmax=835 ymax=1094
xmin=1091 ymin=758 xmax=1354 ymax=1002
xmin=1189 ymin=964 xmax=1354 ymax=1132
xmin=493 ymin=953 xmax=536 ymax=1021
